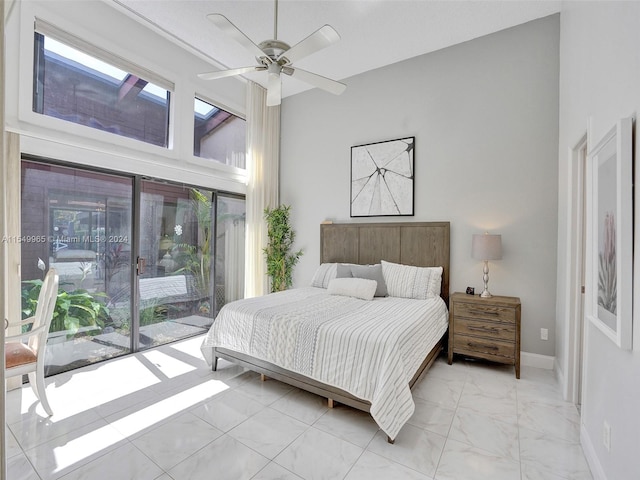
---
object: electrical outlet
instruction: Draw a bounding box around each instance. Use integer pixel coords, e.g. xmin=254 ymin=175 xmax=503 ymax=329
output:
xmin=540 ymin=328 xmax=548 ymax=341
xmin=603 ymin=421 xmax=611 ymax=452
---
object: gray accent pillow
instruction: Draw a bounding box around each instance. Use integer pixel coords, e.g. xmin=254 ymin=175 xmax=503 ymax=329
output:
xmin=337 ymin=263 xmax=388 ymax=297
xmin=336 ymin=263 xmax=354 ymax=279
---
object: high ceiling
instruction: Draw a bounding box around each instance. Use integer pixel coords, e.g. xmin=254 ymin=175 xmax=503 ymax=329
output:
xmin=112 ymin=0 xmax=561 ymax=99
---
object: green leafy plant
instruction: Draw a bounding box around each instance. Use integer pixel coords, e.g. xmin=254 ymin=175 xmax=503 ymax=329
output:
xmin=263 ymin=204 xmax=303 ymax=293
xmin=139 ymin=302 xmax=168 ymax=327
xmin=22 ymin=280 xmax=110 ymax=335
xmin=172 ymin=188 xmax=212 ymax=295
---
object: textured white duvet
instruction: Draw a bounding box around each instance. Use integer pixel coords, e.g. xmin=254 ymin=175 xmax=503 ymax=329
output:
xmin=200 ymin=287 xmax=448 ymax=440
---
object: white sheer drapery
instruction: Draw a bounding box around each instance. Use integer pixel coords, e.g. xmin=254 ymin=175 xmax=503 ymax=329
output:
xmin=1 ymin=4 xmax=7 ymax=469
xmin=225 ymin=220 xmax=245 ymax=302
xmin=244 ymin=81 xmax=279 ymax=297
xmin=4 ymin=133 xmax=22 ymax=393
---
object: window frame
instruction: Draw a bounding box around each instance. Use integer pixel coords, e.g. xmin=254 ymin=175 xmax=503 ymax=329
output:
xmin=193 ymin=95 xmax=247 ymax=169
xmin=21 ymin=154 xmax=247 ymax=375
xmin=32 ymin=21 xmax=174 ymax=149
xmin=10 ymin=1 xmax=248 ymax=192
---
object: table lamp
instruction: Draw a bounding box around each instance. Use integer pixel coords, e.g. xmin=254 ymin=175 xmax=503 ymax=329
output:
xmin=472 ymin=232 xmax=502 ymax=298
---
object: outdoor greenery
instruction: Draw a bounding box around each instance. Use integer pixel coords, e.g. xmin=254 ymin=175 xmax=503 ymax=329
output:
xmin=263 ymin=204 xmax=303 ymax=293
xmin=139 ymin=302 xmax=169 ymax=327
xmin=172 ymin=188 xmax=212 ymax=296
xmin=22 ymin=279 xmax=110 ymax=335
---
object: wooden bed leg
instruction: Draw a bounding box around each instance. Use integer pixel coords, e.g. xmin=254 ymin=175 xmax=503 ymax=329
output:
xmin=387 ymin=436 xmax=395 ymax=444
xmin=212 ymin=357 xmax=218 ymax=372
xmin=260 ymin=374 xmax=267 ymax=382
xmin=327 ymin=398 xmax=334 ymax=408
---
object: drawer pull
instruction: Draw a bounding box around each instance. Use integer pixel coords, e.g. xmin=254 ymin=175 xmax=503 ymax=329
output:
xmin=468 ymin=342 xmax=499 ymax=351
xmin=468 ymin=326 xmax=500 ymax=334
xmin=468 ymin=309 xmax=499 ymax=316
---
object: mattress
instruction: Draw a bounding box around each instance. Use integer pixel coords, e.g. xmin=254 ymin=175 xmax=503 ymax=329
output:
xmin=201 ymin=287 xmax=448 ymax=439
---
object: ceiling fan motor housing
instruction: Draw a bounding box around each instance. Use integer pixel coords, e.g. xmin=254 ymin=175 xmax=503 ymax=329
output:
xmin=258 ymin=39 xmax=291 ymax=64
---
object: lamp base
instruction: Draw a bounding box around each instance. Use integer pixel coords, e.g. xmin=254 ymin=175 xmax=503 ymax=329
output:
xmin=480 ymin=261 xmax=492 ymax=298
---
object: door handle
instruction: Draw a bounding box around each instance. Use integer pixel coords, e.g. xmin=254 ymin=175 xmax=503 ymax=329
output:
xmin=137 ymin=257 xmax=146 ymax=275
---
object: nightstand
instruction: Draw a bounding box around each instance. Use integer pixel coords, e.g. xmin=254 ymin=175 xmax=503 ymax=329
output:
xmin=448 ymin=292 xmax=521 ymax=378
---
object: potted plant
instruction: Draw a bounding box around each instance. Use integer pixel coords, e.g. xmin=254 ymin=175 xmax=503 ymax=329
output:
xmin=263 ymin=204 xmax=303 ymax=293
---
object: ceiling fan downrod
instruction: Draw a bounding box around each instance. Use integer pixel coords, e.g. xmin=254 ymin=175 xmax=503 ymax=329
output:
xmin=257 ymin=0 xmax=290 ymax=63
xmin=273 ymin=0 xmax=278 ymax=40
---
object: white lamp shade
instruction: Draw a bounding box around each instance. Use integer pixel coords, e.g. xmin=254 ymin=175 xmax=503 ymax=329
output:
xmin=472 ymin=234 xmax=502 ymax=261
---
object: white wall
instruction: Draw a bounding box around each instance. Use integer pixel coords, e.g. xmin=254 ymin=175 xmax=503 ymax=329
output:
xmin=280 ymin=15 xmax=560 ymax=357
xmin=556 ymin=2 xmax=640 ymax=478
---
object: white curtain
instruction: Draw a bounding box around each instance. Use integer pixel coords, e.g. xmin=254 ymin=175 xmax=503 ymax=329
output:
xmin=1 ymin=1 xmax=7 ymax=473
xmin=4 ymin=133 xmax=21 ymax=394
xmin=244 ymin=81 xmax=279 ymax=297
xmin=225 ymin=221 xmax=245 ymax=302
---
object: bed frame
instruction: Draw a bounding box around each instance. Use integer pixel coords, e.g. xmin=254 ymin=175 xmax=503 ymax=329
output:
xmin=211 ymin=221 xmax=450 ymax=442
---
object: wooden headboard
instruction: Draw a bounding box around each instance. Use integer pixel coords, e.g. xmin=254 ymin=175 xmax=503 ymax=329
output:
xmin=320 ymin=222 xmax=450 ymax=306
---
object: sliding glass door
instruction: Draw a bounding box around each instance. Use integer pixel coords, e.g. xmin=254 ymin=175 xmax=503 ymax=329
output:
xmin=21 ymin=159 xmax=245 ymax=375
xmin=21 ymin=161 xmax=133 ymax=376
xmin=137 ymin=181 xmax=215 ymax=349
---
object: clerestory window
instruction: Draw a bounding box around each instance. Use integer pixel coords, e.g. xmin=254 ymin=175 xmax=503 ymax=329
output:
xmin=33 ymin=21 xmax=172 ymax=148
xmin=194 ymin=97 xmax=246 ymax=169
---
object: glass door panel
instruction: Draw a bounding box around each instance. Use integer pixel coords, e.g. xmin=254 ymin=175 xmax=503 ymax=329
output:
xmin=21 ymin=160 xmax=245 ymax=376
xmin=21 ymin=161 xmax=133 ymax=376
xmin=138 ymin=181 xmax=215 ymax=348
xmin=214 ymin=195 xmax=246 ymax=315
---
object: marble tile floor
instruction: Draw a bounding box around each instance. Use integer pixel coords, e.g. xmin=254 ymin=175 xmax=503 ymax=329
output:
xmin=5 ymin=336 xmax=593 ymax=480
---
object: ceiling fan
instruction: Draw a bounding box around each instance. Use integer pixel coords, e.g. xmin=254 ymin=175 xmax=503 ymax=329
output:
xmin=198 ymin=0 xmax=346 ymax=106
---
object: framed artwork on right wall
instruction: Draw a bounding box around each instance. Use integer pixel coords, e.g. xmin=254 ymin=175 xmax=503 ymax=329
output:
xmin=585 ymin=117 xmax=633 ymax=350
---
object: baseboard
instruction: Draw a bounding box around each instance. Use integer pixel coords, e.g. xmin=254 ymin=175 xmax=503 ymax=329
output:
xmin=581 ymin=423 xmax=607 ymax=480
xmin=521 ymin=351 xmax=555 ymax=369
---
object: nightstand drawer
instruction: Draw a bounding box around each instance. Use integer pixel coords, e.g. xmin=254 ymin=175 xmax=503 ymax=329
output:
xmin=453 ymin=335 xmax=515 ymax=360
xmin=454 ymin=302 xmax=516 ymax=324
xmin=453 ymin=318 xmax=515 ymax=341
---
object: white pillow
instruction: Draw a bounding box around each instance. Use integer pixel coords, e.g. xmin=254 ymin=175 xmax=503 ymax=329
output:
xmin=310 ymin=263 xmax=338 ymax=288
xmin=381 ymin=260 xmax=443 ymax=299
xmin=327 ymin=277 xmax=377 ymax=301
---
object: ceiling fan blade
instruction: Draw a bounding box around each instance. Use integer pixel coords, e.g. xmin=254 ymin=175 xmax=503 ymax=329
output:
xmin=279 ymin=25 xmax=340 ymax=64
xmin=207 ymin=14 xmax=265 ymax=59
xmin=198 ymin=66 xmax=264 ymax=80
xmin=266 ymin=71 xmax=282 ymax=106
xmin=286 ymin=67 xmax=346 ymax=96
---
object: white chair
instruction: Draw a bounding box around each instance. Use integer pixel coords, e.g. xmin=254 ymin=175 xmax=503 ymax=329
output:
xmin=5 ymin=268 xmax=59 ymax=415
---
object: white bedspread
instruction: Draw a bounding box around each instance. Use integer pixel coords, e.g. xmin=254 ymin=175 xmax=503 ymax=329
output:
xmin=200 ymin=287 xmax=448 ymax=440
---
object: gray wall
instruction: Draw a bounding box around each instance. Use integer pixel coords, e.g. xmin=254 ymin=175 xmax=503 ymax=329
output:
xmin=280 ymin=15 xmax=559 ymax=357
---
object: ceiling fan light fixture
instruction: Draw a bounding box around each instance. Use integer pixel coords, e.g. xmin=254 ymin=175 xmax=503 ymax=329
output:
xmin=267 ymin=61 xmax=282 ymax=75
xmin=266 ymin=69 xmax=281 ymax=106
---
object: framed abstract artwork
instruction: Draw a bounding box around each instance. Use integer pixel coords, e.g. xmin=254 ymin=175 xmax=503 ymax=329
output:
xmin=585 ymin=117 xmax=633 ymax=349
xmin=350 ymin=137 xmax=415 ymax=217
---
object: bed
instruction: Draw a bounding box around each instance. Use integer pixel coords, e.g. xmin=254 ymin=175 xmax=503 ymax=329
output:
xmin=201 ymin=221 xmax=450 ymax=442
